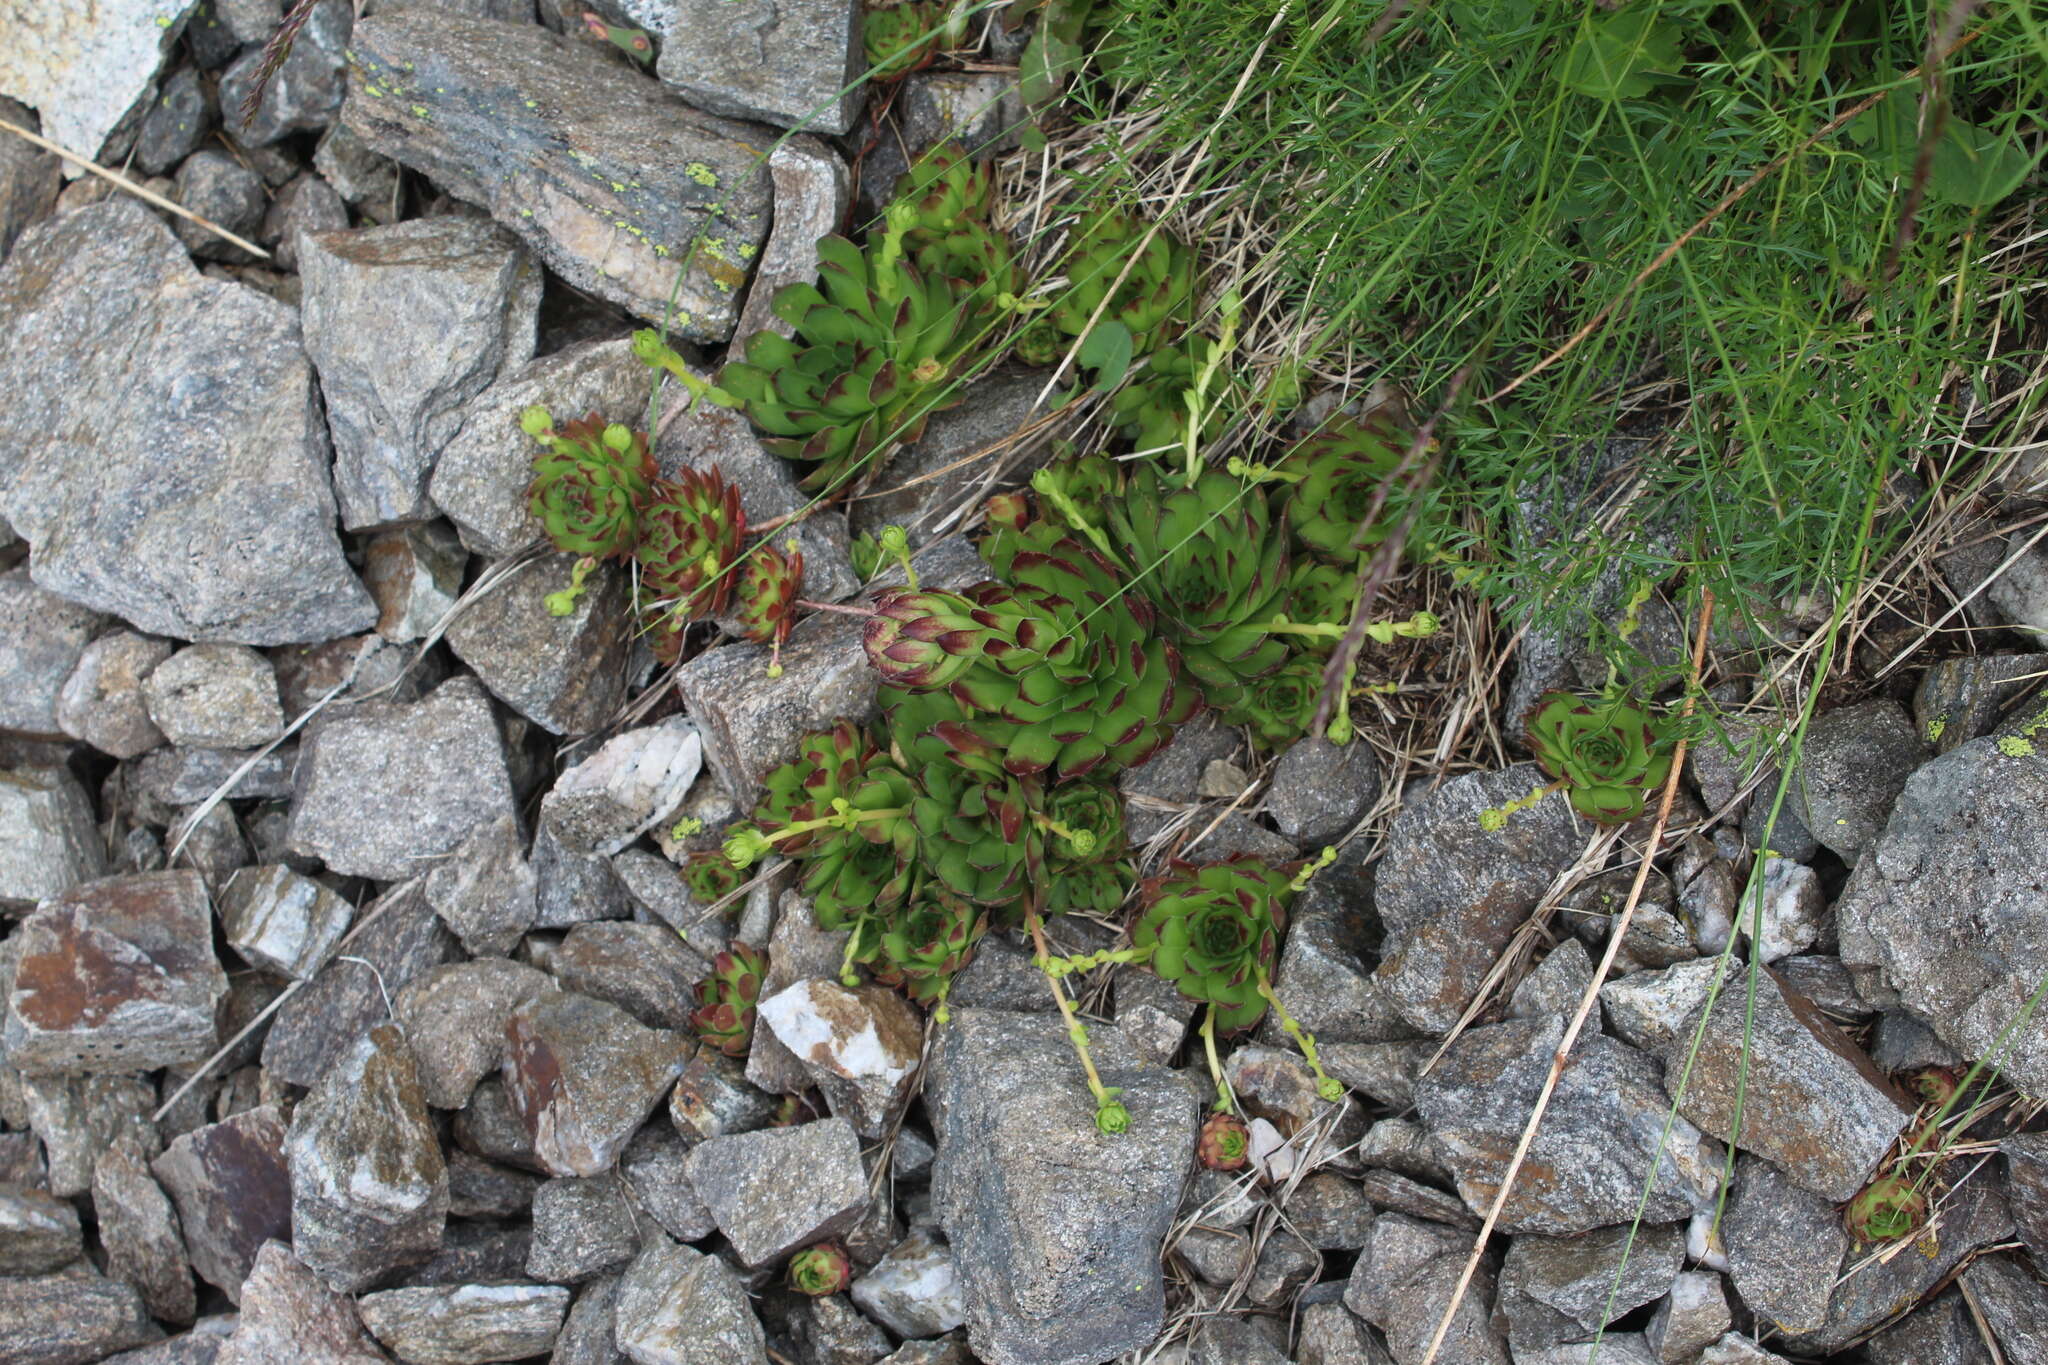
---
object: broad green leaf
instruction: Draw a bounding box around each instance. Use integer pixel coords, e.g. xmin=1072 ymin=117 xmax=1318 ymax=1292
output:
xmin=1559 ymin=9 xmax=1685 ymax=100
xmin=1928 ymin=120 xmax=2036 ymax=208
xmin=1076 ymin=320 xmax=1134 ymax=393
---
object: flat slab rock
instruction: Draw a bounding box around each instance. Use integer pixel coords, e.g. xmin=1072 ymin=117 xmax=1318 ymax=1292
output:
xmin=0 ymin=1267 xmax=163 ymax=1365
xmin=4 ymin=870 xmax=228 ymax=1076
xmin=1836 ymin=734 xmax=2048 ymax=1094
xmin=214 ymin=1241 xmax=389 ymax=1365
xmin=0 ymin=201 xmax=375 ymax=644
xmin=341 ymin=9 xmax=772 ymax=341
xmin=613 ymin=1234 xmax=769 ymax=1364
xmin=927 ymin=1008 xmax=1200 ymax=1365
xmin=355 ymin=1283 xmax=569 ymax=1365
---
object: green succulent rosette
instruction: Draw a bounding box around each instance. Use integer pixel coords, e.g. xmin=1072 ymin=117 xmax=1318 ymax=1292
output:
xmin=1109 ymin=465 xmax=1292 ymax=714
xmin=1276 ymin=411 xmax=1439 ymax=562
xmin=1104 ymin=337 xmax=1236 ymax=454
xmin=751 ymin=722 xmax=918 ymax=920
xmin=863 ymin=0 xmax=943 ymax=79
xmin=1524 ymin=690 xmax=1675 ymax=825
xmin=875 ymin=881 xmax=988 ymax=1003
xmin=719 ymin=231 xmax=988 ymax=494
xmin=691 ymin=942 xmax=768 ymax=1057
xmin=1041 ymin=857 xmax=1134 ymax=919
xmin=863 ymin=588 xmax=991 ymax=689
xmin=635 ymin=466 xmax=746 ymax=663
xmin=788 ymin=1242 xmax=853 ymax=1295
xmin=732 ymin=540 xmax=804 ymax=647
xmin=979 ymin=451 xmax=1119 ymax=579
xmin=1844 ymin=1174 xmax=1927 ymax=1243
xmin=1198 ymin=1111 xmax=1251 ymax=1171
xmin=1043 ymin=780 xmax=1125 ymax=864
xmin=1012 ymin=317 xmax=1062 ymax=367
xmin=681 ymin=850 xmax=744 ymax=905
xmin=1132 ymin=854 xmax=1294 ymax=1032
xmin=909 ymin=764 xmax=1039 ymax=908
xmin=1048 ymin=209 xmax=1197 ymax=356
xmin=524 ymin=408 xmax=655 ymax=559
xmin=1229 ymin=655 xmax=1326 ymax=749
xmin=1281 ymin=558 xmax=1360 ymax=652
xmin=872 ymin=535 xmax=1203 ymax=784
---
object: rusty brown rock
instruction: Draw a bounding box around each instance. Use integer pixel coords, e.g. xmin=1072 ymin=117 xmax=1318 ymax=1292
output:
xmin=3 ymin=870 xmax=227 ymax=1076
xmin=151 ymin=1105 xmax=294 ymax=1304
xmin=215 ymin=1240 xmax=391 ymax=1365
xmin=95 ymin=1133 xmax=196 ymax=1323
xmin=501 ymin=990 xmax=690 ymax=1177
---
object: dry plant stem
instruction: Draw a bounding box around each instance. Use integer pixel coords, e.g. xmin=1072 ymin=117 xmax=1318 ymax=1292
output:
xmin=1485 ymin=33 xmax=1980 ymax=405
xmin=150 ymin=879 xmax=415 ymax=1122
xmin=1884 ymin=0 xmax=1982 ymax=280
xmin=1418 ymin=588 xmax=1715 ymax=1365
xmin=0 ymin=116 xmax=271 ymax=259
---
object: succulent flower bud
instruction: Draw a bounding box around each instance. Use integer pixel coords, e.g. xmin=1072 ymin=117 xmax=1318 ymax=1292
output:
xmin=787 ymin=1242 xmax=853 ymax=1296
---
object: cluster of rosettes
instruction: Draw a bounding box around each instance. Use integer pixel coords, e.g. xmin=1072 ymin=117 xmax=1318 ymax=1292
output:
xmin=520 ymin=406 xmax=800 ymax=665
xmin=720 ymin=719 xmax=1136 ymax=1012
xmin=719 ymin=145 xmax=1015 ymax=495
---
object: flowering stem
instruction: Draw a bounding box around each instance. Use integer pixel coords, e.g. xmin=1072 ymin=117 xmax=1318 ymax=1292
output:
xmin=1201 ymin=1008 xmax=1235 ymax=1115
xmin=1256 ymin=966 xmax=1343 ymax=1102
xmin=1029 ymin=467 xmax=1118 ymax=562
xmin=1035 ymin=946 xmax=1151 ymax=980
xmin=1026 ymin=908 xmax=1127 ymax=1133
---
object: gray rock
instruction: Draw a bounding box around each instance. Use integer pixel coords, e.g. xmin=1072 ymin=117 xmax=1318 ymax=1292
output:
xmin=288 ymin=676 xmax=515 ymax=879
xmin=172 ymin=150 xmax=266 ymax=262
xmin=0 ymin=0 xmax=187 ymax=161
xmin=1517 ymin=1337 xmax=1660 ymax=1365
xmin=455 ymin=1078 xmax=541 ymax=1171
xmin=214 ymin=1241 xmax=389 ymax=1365
xmin=502 ymin=990 xmax=691 ymax=1177
xmin=1915 ymin=653 xmax=2045 ymax=754
xmin=1416 ymin=1014 xmax=1717 ymax=1236
xmin=0 ymin=766 xmax=107 ymax=911
xmin=1790 ymin=699 xmax=1927 ymax=864
xmin=758 ymin=978 xmax=923 ymax=1139
xmin=1343 ymin=1212 xmax=1507 ymax=1365
xmin=726 ymin=135 xmax=850 ymax=363
xmin=926 ymin=1009 xmax=1196 ymax=1365
xmin=1870 ymin=1008 xmax=1963 ymax=1071
xmin=446 ymin=552 xmax=634 ymax=734
xmin=1776 ymin=1162 xmax=2012 ymax=1355
xmin=1836 ymin=735 xmax=2048 ymax=1093
xmin=850 ymin=1228 xmax=967 ymax=1339
xmin=218 ymin=864 xmax=353 ymax=980
xmin=1771 ymin=956 xmax=1873 ymax=1018
xmin=617 ymin=1123 xmax=716 ymax=1243
xmin=1111 ymin=968 xmax=1195 ymax=1067
xmin=134 ymin=67 xmax=217 ymax=176
xmin=1268 ymin=737 xmax=1384 ymax=847
xmin=95 ymin=1134 xmax=196 ymax=1322
xmin=683 ymin=1118 xmax=868 ymax=1267
xmin=548 ymin=922 xmax=709 ymax=1032
xmin=342 ymin=11 xmax=773 ymax=339
xmin=144 ymin=645 xmax=285 ymax=750
xmin=0 ymin=567 xmax=106 ymax=736
xmin=1645 ymin=1270 xmax=1732 ymax=1364
xmin=1723 ymin=1154 xmax=1847 ymax=1335
xmin=265 ymin=880 xmax=460 ymax=1087
xmin=392 ymin=960 xmax=551 ymax=1110
xmin=56 ymin=629 xmax=173 ymax=758
xmin=1260 ymin=852 xmax=1414 ymax=1048
xmin=535 ymin=821 xmax=636 ymax=929
xmin=152 ymin=1105 xmax=294 ymax=1303
xmin=361 ymin=521 xmax=466 ymax=644
xmin=0 ymin=201 xmax=375 ymax=642
xmin=784 ymin=1291 xmax=894 ymax=1364
xmin=674 ymin=612 xmax=880 ymax=804
xmin=2005 ymin=1131 xmax=2048 ymax=1261
xmin=1320 ymin=1040 xmax=1432 ymax=1109
xmin=314 ymin=123 xmax=400 ymax=209
xmin=669 ymin=1045 xmax=779 ymax=1146
xmin=357 ymin=1283 xmax=570 ymax=1364
xmin=105 ymin=1320 xmax=239 ymax=1365
xmin=0 ymin=1181 xmax=81 ymax=1274
xmin=264 ymin=173 xmax=350 ymax=273
xmin=845 ymin=372 xmax=1046 ymax=541
xmin=0 ymin=96 xmax=61 ymax=261
xmin=1863 ymin=1286 xmax=1994 ymax=1365
xmin=551 ymin=1272 xmax=630 ymax=1365
xmin=131 ymin=745 xmax=296 ymax=810
xmin=423 ymin=813 xmax=538 ymax=956
xmin=540 ymin=716 xmax=702 ymax=856
xmin=446 ymin=1149 xmax=541 ymax=1220
xmin=613 ymin=1234 xmax=769 ymax=1364
xmin=653 ymin=0 xmax=861 ymax=134
xmin=1983 ymin=534 xmax=2048 ymax=642
xmin=1498 ymin=1223 xmax=1684 ymax=1351
xmin=430 ymin=337 xmax=652 ymax=556
xmin=1599 ymin=959 xmax=1722 ymax=1051
xmin=1655 ymin=968 xmax=1911 ymax=1201
xmin=1509 ymin=939 xmax=1595 ymax=1022
xmin=5 ymin=870 xmax=227 ymax=1075
xmin=1353 ymin=1117 xmax=1451 ymax=1185
xmin=1356 ymin=1168 xmax=1479 ymax=1229
xmin=1961 ymin=1255 xmax=2047 ymax=1365
xmin=288 ymin=1022 xmax=449 ymax=1292
xmin=528 ymin=1172 xmax=641 ymax=1283
xmin=1295 ymin=1301 xmax=1395 ymax=1365
xmin=218 ymin=0 xmax=351 ymax=146
xmin=396 ymin=1219 xmax=535 ymax=1289
xmin=0 ymin=1267 xmax=163 ymax=1365
xmin=1733 ymin=855 xmax=1825 ymax=963
xmin=18 ymin=1071 xmax=158 ymax=1197
xmin=1373 ymin=763 xmax=1587 ymax=1034
xmin=851 ymin=73 xmax=1020 ymax=223
xmin=300 ymin=218 xmax=541 ymax=529
xmin=1285 ymin=1172 xmax=1376 ymax=1252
